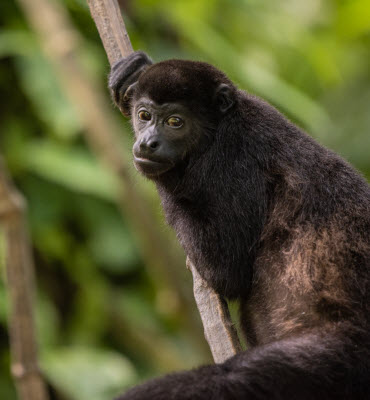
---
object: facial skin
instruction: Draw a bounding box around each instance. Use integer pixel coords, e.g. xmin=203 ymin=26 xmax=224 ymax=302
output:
xmin=131 ymin=98 xmax=195 ymax=177
xmin=131 ymin=88 xmax=234 ymax=178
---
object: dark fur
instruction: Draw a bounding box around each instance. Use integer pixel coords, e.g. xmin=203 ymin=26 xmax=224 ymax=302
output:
xmin=110 ymin=51 xmax=370 ymax=399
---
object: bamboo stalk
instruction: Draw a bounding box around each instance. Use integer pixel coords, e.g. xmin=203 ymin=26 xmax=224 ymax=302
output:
xmin=86 ymin=0 xmax=242 ymax=362
xmin=0 ymin=159 xmax=49 ymax=400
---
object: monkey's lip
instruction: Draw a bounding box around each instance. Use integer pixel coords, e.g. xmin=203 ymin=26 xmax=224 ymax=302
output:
xmin=133 ymin=156 xmax=173 ymax=176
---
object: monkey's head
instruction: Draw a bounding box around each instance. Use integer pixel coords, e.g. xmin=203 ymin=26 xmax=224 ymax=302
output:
xmin=109 ymin=51 xmax=236 ymax=178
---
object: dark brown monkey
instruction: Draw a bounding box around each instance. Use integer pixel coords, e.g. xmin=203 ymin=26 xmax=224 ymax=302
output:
xmin=109 ymin=51 xmax=370 ymax=400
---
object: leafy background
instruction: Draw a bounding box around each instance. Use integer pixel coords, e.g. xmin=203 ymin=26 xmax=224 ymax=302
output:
xmin=0 ymin=0 xmax=369 ymax=399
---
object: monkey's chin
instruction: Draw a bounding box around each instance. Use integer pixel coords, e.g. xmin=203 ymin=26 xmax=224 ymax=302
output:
xmin=134 ymin=157 xmax=173 ymax=177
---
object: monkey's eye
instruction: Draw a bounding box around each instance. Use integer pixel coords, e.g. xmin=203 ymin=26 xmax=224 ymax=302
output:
xmin=138 ymin=110 xmax=151 ymax=121
xmin=165 ymin=116 xmax=183 ymax=128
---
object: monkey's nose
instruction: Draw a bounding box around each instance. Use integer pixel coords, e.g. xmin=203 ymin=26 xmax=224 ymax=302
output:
xmin=140 ymin=138 xmax=161 ymax=153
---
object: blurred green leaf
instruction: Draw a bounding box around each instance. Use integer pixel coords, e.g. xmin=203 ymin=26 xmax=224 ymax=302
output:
xmin=15 ymin=50 xmax=82 ymax=139
xmin=0 ymin=281 xmax=8 ymax=324
xmin=67 ymin=273 xmax=109 ymax=345
xmin=336 ymin=0 xmax=370 ymax=39
xmin=42 ymin=347 xmax=137 ymax=400
xmin=36 ymin=294 xmax=60 ymax=348
xmin=88 ymin=213 xmax=139 ymax=274
xmin=0 ymin=376 xmax=16 ymax=400
xmin=23 ymin=141 xmax=120 ymax=200
xmin=0 ymin=30 xmax=35 ymax=57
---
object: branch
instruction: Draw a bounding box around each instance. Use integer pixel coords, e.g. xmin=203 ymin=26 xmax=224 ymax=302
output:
xmin=86 ymin=0 xmax=242 ymax=362
xmin=87 ymin=0 xmax=133 ymax=64
xmin=0 ymin=159 xmax=49 ymax=400
xmin=187 ymin=259 xmax=242 ymax=362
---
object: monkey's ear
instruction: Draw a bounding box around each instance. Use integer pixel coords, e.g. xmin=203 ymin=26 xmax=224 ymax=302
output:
xmin=215 ymin=83 xmax=235 ymax=114
xmin=119 ymin=82 xmax=137 ymax=117
xmin=109 ymin=51 xmax=153 ymax=117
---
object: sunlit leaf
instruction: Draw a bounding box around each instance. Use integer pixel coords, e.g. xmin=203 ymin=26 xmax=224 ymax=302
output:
xmin=336 ymin=0 xmax=370 ymax=39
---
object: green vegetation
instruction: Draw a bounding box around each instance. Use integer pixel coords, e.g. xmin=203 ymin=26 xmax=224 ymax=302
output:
xmin=0 ymin=0 xmax=369 ymax=399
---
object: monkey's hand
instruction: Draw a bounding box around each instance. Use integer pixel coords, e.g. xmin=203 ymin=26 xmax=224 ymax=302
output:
xmin=108 ymin=51 xmax=153 ymax=116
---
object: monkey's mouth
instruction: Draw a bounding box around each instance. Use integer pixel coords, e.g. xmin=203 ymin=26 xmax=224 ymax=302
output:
xmin=134 ymin=156 xmax=173 ymax=177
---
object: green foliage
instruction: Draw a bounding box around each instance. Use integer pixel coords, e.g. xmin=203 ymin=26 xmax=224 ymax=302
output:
xmin=23 ymin=141 xmax=119 ymax=200
xmin=0 ymin=0 xmax=369 ymax=399
xmin=15 ymin=52 xmax=82 ymax=140
xmin=41 ymin=347 xmax=137 ymax=400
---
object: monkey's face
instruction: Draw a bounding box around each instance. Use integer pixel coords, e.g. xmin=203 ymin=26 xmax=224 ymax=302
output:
xmin=109 ymin=52 xmax=237 ymax=178
xmin=132 ymin=97 xmax=199 ymax=178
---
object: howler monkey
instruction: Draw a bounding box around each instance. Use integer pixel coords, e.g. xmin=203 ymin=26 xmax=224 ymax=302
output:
xmin=109 ymin=51 xmax=370 ymax=399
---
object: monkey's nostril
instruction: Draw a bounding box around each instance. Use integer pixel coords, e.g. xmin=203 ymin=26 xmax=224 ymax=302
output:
xmin=149 ymin=140 xmax=159 ymax=149
xmin=139 ymin=138 xmax=160 ymax=152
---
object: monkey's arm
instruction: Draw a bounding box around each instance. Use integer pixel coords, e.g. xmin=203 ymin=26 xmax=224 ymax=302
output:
xmin=116 ymin=327 xmax=368 ymax=400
